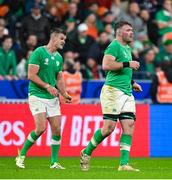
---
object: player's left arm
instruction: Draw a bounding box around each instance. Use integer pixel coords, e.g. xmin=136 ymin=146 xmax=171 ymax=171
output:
xmin=132 ymin=81 xmax=142 ymax=92
xmin=56 ymin=72 xmax=72 ymax=103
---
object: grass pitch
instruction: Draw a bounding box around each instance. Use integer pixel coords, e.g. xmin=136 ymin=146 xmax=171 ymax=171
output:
xmin=0 ymin=157 xmax=172 ymax=179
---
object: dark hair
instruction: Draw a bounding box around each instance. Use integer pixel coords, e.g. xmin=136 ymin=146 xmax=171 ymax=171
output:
xmin=50 ymin=28 xmax=66 ymax=36
xmin=2 ymin=35 xmax=12 ymax=42
xmin=114 ymin=21 xmax=132 ymax=35
xmin=98 ymin=31 xmax=107 ymax=36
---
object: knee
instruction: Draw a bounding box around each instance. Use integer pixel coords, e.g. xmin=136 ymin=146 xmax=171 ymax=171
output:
xmin=52 ymin=126 xmax=61 ymax=136
xmin=102 ymin=125 xmax=115 ymax=136
xmin=128 ymin=121 xmax=135 ymax=128
xmin=123 ymin=122 xmax=135 ymax=136
xmin=35 ymin=126 xmax=46 ymax=136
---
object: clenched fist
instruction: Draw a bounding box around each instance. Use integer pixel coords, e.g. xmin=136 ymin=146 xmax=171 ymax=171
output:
xmin=129 ymin=61 xmax=140 ymax=70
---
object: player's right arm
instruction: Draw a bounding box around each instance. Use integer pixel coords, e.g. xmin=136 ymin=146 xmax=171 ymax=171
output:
xmin=28 ymin=65 xmax=58 ymax=97
xmin=102 ymin=55 xmax=140 ymax=71
xmin=28 ymin=48 xmax=58 ymax=97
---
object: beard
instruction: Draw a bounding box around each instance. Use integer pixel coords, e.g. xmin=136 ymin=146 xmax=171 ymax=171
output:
xmin=124 ymin=37 xmax=133 ymax=44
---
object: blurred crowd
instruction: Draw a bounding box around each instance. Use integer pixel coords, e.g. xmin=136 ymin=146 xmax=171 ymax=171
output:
xmin=0 ymin=0 xmax=172 ymax=82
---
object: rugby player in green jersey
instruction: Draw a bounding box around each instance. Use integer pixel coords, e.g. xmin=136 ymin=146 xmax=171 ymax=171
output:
xmin=16 ymin=28 xmax=72 ymax=169
xmin=80 ymin=21 xmax=142 ymax=171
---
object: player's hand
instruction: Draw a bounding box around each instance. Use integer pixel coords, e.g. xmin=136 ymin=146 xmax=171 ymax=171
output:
xmin=129 ymin=61 xmax=140 ymax=70
xmin=5 ymin=75 xmax=13 ymax=80
xmin=0 ymin=75 xmax=4 ymax=80
xmin=132 ymin=82 xmax=142 ymax=92
xmin=62 ymin=92 xmax=72 ymax=103
xmin=47 ymin=86 xmax=59 ymax=97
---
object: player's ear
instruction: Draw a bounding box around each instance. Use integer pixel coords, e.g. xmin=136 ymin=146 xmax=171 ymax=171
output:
xmin=116 ymin=29 xmax=121 ymax=36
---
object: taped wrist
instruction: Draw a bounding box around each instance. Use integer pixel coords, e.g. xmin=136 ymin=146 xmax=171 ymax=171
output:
xmin=123 ymin=62 xmax=130 ymax=68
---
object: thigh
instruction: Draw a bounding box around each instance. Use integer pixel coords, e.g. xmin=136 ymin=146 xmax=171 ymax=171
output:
xmin=46 ymin=98 xmax=61 ymax=118
xmin=119 ymin=95 xmax=136 ymax=127
xmin=48 ymin=115 xmax=61 ymax=135
xmin=33 ymin=112 xmax=47 ymax=130
xmin=121 ymin=94 xmax=136 ymax=114
xmin=100 ymin=85 xmax=127 ymax=119
xmin=48 ymin=116 xmax=61 ymax=127
xmin=101 ymin=119 xmax=117 ymax=136
xmin=29 ymin=96 xmax=46 ymax=116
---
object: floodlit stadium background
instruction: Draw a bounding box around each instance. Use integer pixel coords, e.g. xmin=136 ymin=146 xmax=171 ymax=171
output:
xmin=0 ymin=0 xmax=172 ymax=166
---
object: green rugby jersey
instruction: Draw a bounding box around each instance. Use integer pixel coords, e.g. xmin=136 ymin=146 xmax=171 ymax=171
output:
xmin=28 ymin=46 xmax=63 ymax=99
xmin=104 ymin=39 xmax=132 ymax=96
xmin=156 ymin=9 xmax=172 ymax=35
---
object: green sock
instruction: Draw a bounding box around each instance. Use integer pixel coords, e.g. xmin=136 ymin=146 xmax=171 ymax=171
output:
xmin=20 ymin=131 xmax=40 ymax=156
xmin=119 ymin=134 xmax=132 ymax=165
xmin=84 ymin=129 xmax=105 ymax=156
xmin=51 ymin=135 xmax=61 ymax=164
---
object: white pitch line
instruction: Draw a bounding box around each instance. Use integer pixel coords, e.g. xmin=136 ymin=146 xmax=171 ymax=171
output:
xmin=71 ymin=165 xmax=115 ymax=169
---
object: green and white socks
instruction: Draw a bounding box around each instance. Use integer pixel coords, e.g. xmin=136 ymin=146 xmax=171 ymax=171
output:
xmin=20 ymin=131 xmax=40 ymax=156
xmin=83 ymin=130 xmax=132 ymax=165
xmin=51 ymin=135 xmax=61 ymax=164
xmin=19 ymin=132 xmax=61 ymax=165
xmin=120 ymin=134 xmax=132 ymax=165
xmin=20 ymin=130 xmax=132 ymax=166
xmin=84 ymin=129 xmax=106 ymax=156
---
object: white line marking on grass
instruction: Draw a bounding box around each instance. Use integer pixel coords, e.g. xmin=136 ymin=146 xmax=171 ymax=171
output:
xmin=71 ymin=165 xmax=115 ymax=169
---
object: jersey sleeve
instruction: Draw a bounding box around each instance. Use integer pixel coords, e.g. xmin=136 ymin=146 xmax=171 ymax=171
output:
xmin=156 ymin=11 xmax=165 ymax=23
xmin=104 ymin=41 xmax=119 ymax=58
xmin=29 ymin=48 xmax=41 ymax=66
xmin=59 ymin=54 xmax=63 ymax=72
